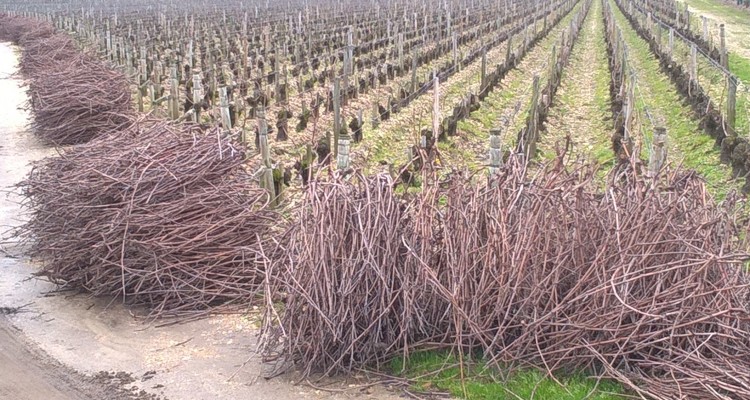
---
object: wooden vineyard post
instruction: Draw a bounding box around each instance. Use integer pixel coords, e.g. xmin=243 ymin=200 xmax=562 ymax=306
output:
xmin=727 ymin=76 xmax=737 ymax=135
xmin=274 ymin=46 xmax=281 ymax=104
xmin=432 ymin=75 xmax=440 ymax=142
xmin=333 ymin=77 xmax=341 ymax=159
xmin=387 ymin=19 xmax=392 ymax=44
xmin=344 ymin=27 xmax=353 ymax=100
xmin=257 ymin=107 xmax=277 ymax=206
xmin=489 ymin=128 xmax=503 ymax=176
xmin=154 ymin=61 xmax=162 ymax=104
xmin=337 ymin=127 xmax=351 ymax=170
xmin=506 ymin=34 xmax=513 ymax=65
xmin=398 ymin=33 xmax=404 ymax=71
xmin=357 ymin=108 xmax=365 ymax=141
xmin=138 ymin=58 xmax=147 ymax=112
xmin=549 ymin=44 xmax=557 ymax=94
xmin=702 ymin=16 xmax=708 ymax=42
xmin=719 ymin=24 xmax=728 ymax=68
xmin=169 ymin=65 xmax=179 ymax=120
xmin=411 ymin=47 xmax=418 ymax=92
xmin=125 ymin=46 xmax=134 ymax=88
xmin=480 ymin=45 xmax=487 ymax=92
xmin=523 ymin=26 xmax=529 ymax=54
xmin=105 ymin=23 xmax=112 ymax=61
xmin=525 ymin=75 xmax=540 ymax=160
xmin=624 ymin=72 xmax=636 ymax=154
xmin=149 ymin=83 xmax=157 ymax=113
xmin=371 ymin=102 xmax=379 ymax=128
xmin=649 ymin=127 xmax=667 ymax=177
xmin=620 ymin=44 xmax=628 ymax=100
xmin=656 ymin=24 xmax=663 ymax=50
xmin=188 ymin=40 xmax=194 ymax=69
xmin=690 ymin=44 xmax=698 ymax=88
xmin=452 ymin=32 xmax=458 ymax=70
xmin=192 ymin=72 xmax=203 ymax=123
xmin=668 ymin=28 xmax=674 ymax=57
xmin=219 ymin=86 xmax=232 ymax=133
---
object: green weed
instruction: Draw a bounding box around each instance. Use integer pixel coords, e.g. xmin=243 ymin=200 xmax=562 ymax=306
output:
xmin=390 ymin=351 xmax=627 ymax=400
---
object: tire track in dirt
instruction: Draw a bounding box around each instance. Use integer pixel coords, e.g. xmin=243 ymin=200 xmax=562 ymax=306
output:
xmin=540 ymin=0 xmax=613 ymax=165
xmin=610 ymin=0 xmax=738 ymax=195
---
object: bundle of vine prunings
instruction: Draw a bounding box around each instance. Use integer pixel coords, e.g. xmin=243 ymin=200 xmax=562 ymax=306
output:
xmin=427 ymin=163 xmax=750 ymax=399
xmin=259 ymin=174 xmax=424 ymax=377
xmin=0 ymin=14 xmax=54 ymax=44
xmin=0 ymin=14 xmax=133 ymax=145
xmin=262 ymin=156 xmax=750 ymax=399
xmin=25 ymin=53 xmax=134 ymax=144
xmin=18 ymin=119 xmax=280 ymax=317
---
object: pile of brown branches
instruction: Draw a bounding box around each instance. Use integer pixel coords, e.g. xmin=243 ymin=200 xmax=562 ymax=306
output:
xmin=0 ymin=15 xmax=133 ymax=145
xmin=261 ymin=157 xmax=750 ymax=399
xmin=260 ymin=175 xmax=419 ymax=377
xmin=17 ymin=119 xmax=280 ymax=317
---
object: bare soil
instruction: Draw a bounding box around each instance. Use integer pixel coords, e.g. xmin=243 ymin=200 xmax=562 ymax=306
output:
xmin=0 ymin=315 xmax=157 ymax=400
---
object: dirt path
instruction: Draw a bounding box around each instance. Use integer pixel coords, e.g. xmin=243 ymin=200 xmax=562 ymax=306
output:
xmin=0 ymin=315 xmax=154 ymax=400
xmin=0 ymin=41 xmax=397 ymax=400
xmin=540 ymin=0 xmax=613 ymax=165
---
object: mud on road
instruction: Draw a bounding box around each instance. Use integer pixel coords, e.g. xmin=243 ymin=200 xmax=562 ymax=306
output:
xmin=0 ymin=314 xmax=157 ymax=400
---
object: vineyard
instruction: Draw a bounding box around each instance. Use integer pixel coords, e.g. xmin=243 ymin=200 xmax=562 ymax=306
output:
xmin=1 ymin=0 xmax=750 ymax=398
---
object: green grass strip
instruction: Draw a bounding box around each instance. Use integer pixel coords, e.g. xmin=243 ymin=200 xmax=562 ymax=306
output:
xmin=391 ymin=351 xmax=627 ymax=400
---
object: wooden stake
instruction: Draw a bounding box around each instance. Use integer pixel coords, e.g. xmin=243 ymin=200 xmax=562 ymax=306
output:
xmin=668 ymin=28 xmax=674 ymax=56
xmin=480 ymin=45 xmax=487 ymax=91
xmin=719 ymin=24 xmax=728 ymax=68
xmin=690 ymin=44 xmax=697 ymax=85
xmin=506 ymin=34 xmax=513 ymax=65
xmin=333 ymin=77 xmax=341 ymax=158
xmin=649 ymin=127 xmax=667 ymax=177
xmin=257 ymin=107 xmax=276 ymax=205
xmin=337 ymin=129 xmax=351 ymax=169
xmin=525 ymin=75 xmax=540 ymax=160
xmin=489 ymin=128 xmax=503 ymax=175
xmin=192 ymin=72 xmax=203 ymax=123
xmin=432 ymin=75 xmax=440 ymax=140
xmin=411 ymin=47 xmax=418 ymax=92
xmin=727 ymin=76 xmax=737 ymax=135
xmin=398 ymin=33 xmax=404 ymax=70
xmin=452 ymin=32 xmax=458 ymax=68
xmin=169 ymin=65 xmax=179 ymax=120
xmin=219 ymin=86 xmax=231 ymax=132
